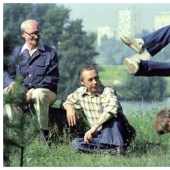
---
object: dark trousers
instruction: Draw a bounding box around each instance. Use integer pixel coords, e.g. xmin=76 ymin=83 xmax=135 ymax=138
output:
xmin=71 ymin=113 xmax=136 ymax=153
xmin=142 ymin=25 xmax=170 ymax=56
xmin=135 ymin=60 xmax=170 ymax=77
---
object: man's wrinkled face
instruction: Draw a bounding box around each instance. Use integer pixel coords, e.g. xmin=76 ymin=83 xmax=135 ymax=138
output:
xmin=80 ymin=69 xmax=100 ymax=95
xmin=22 ymin=21 xmax=41 ymax=45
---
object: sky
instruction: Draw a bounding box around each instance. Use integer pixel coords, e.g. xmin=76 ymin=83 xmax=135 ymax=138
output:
xmin=58 ymin=2 xmax=170 ymax=33
xmin=2 ymin=1 xmax=170 ymax=33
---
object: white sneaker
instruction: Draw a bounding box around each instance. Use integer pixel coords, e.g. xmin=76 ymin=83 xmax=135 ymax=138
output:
xmin=124 ymin=58 xmax=140 ymax=74
xmin=120 ymin=35 xmax=145 ymax=54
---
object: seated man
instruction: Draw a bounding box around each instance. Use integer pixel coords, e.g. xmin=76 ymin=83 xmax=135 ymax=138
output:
xmin=61 ymin=65 xmax=136 ymax=155
xmin=120 ymin=25 xmax=170 ymax=76
xmin=4 ymin=19 xmax=59 ymax=141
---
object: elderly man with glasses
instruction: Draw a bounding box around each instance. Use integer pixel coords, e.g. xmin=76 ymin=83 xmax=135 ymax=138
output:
xmin=4 ymin=19 xmax=59 ymax=142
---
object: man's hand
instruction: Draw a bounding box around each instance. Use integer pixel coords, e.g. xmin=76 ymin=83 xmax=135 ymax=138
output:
xmin=5 ymin=82 xmax=17 ymax=93
xmin=22 ymin=88 xmax=35 ymax=110
xmin=84 ymin=114 xmax=109 ymax=143
xmin=64 ymin=104 xmax=77 ymax=126
xmin=84 ymin=128 xmax=96 ymax=144
xmin=26 ymin=88 xmax=35 ymax=102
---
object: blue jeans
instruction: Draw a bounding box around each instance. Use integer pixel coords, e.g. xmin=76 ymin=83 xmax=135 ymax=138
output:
xmin=142 ymin=25 xmax=170 ymax=56
xmin=135 ymin=60 xmax=170 ymax=76
xmin=71 ymin=112 xmax=136 ymax=153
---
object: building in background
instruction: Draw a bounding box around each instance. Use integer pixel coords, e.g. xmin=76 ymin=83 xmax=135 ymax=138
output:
xmin=97 ymin=8 xmax=170 ymax=47
xmin=97 ymin=25 xmax=114 ymax=46
xmin=155 ymin=11 xmax=170 ymax=30
xmin=118 ymin=7 xmax=144 ymax=37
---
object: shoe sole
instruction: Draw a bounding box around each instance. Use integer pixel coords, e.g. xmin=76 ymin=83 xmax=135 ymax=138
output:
xmin=124 ymin=58 xmax=139 ymax=74
xmin=120 ymin=35 xmax=143 ymax=54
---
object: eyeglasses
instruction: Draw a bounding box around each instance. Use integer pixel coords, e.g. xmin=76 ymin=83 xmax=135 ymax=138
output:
xmin=24 ymin=30 xmax=42 ymax=37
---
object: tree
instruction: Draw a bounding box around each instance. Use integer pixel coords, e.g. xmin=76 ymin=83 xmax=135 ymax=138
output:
xmin=3 ymin=31 xmax=17 ymax=71
xmin=58 ymin=19 xmax=98 ymax=97
xmin=3 ymin=77 xmax=39 ymax=167
xmin=96 ymin=37 xmax=135 ymax=65
xmin=32 ymin=4 xmax=70 ymax=51
xmin=3 ymin=3 xmax=33 ymax=45
xmin=115 ymin=73 xmax=168 ymax=101
xmin=3 ymin=3 xmax=99 ymax=98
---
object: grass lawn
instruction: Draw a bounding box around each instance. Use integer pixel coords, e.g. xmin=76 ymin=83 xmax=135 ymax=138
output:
xmin=99 ymin=65 xmax=128 ymax=86
xmin=99 ymin=65 xmax=170 ymax=95
xmin=4 ymin=108 xmax=170 ymax=167
xmin=3 ymin=65 xmax=170 ymax=167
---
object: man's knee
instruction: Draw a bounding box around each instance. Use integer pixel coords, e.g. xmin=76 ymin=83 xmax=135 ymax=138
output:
xmin=32 ymin=88 xmax=56 ymax=105
xmin=32 ymin=88 xmax=45 ymax=97
xmin=71 ymin=138 xmax=83 ymax=149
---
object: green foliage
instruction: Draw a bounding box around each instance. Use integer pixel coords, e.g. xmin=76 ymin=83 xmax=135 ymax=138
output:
xmin=3 ymin=3 xmax=33 ymax=46
xmin=3 ymin=75 xmax=26 ymax=107
xmin=48 ymin=107 xmax=90 ymax=143
xmin=96 ymin=31 xmax=170 ymax=65
xmin=115 ymin=73 xmax=168 ymax=101
xmin=99 ymin=65 xmax=127 ymax=85
xmin=3 ymin=3 xmax=98 ymax=98
xmin=3 ymin=31 xmax=17 ymax=56
xmin=32 ymin=4 xmax=70 ymax=50
xmin=96 ymin=37 xmax=134 ymax=65
xmin=3 ymin=30 xmax=19 ymax=71
xmin=73 ymin=110 xmax=90 ymax=137
xmin=3 ymin=112 xmax=39 ymax=167
xmin=99 ymin=65 xmax=170 ymax=102
xmin=3 ymin=3 xmax=170 ymax=167
xmin=3 ymin=75 xmax=39 ymax=166
xmin=58 ymin=19 xmax=98 ymax=97
xmin=3 ymin=3 xmax=70 ymax=51
xmin=4 ymin=107 xmax=170 ymax=167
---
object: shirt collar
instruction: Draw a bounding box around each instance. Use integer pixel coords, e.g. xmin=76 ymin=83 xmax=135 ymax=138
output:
xmin=21 ymin=41 xmax=45 ymax=52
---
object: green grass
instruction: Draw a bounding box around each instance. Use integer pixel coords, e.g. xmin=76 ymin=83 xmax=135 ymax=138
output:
xmin=99 ymin=65 xmax=128 ymax=86
xmin=165 ymin=77 xmax=170 ymax=92
xmin=99 ymin=65 xmax=170 ymax=93
xmin=4 ymin=108 xmax=170 ymax=167
xmin=4 ymin=65 xmax=170 ymax=167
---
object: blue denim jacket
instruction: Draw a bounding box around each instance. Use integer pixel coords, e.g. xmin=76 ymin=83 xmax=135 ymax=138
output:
xmin=4 ymin=44 xmax=59 ymax=94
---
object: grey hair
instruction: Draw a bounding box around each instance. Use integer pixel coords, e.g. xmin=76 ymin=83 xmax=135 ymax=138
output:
xmin=78 ymin=65 xmax=98 ymax=81
xmin=20 ymin=19 xmax=39 ymax=33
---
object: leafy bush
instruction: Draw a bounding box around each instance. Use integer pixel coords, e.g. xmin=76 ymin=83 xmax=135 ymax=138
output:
xmin=114 ymin=73 xmax=168 ymax=101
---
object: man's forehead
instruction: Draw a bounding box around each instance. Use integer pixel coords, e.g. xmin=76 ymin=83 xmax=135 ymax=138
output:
xmin=26 ymin=22 xmax=39 ymax=30
xmin=82 ymin=69 xmax=98 ymax=78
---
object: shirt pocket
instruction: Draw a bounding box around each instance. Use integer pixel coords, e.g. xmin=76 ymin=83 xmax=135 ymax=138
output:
xmin=16 ymin=63 xmax=27 ymax=76
xmin=35 ymin=61 xmax=49 ymax=76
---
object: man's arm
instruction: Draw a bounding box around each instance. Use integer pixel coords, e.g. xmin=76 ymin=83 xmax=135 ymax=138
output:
xmin=84 ymin=87 xmax=120 ymax=143
xmin=62 ymin=90 xmax=81 ymax=126
xmin=84 ymin=113 xmax=112 ymax=143
xmin=63 ymin=104 xmax=77 ymax=126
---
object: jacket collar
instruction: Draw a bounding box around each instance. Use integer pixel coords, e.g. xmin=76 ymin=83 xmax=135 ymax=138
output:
xmin=20 ymin=41 xmax=45 ymax=53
